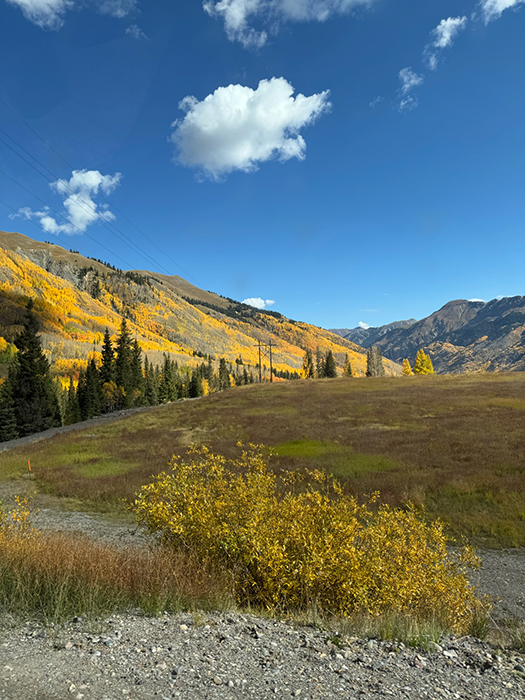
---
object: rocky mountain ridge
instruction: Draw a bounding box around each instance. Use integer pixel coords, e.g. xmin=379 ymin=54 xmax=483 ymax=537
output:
xmin=333 ymin=298 xmax=525 ymax=373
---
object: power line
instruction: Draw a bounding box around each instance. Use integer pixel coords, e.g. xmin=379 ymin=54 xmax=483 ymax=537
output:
xmin=0 ymin=181 xmax=135 ymax=270
xmin=0 ymin=97 xmax=199 ymax=284
xmin=0 ymin=132 xmax=175 ymax=276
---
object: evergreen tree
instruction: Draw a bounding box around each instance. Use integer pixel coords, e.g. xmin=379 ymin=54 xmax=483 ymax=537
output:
xmin=402 ymin=358 xmax=413 ymax=376
xmin=63 ymin=377 xmax=81 ymax=425
xmin=324 ymin=350 xmax=337 ymax=378
xmin=99 ymin=328 xmax=114 ymax=387
xmin=218 ymin=358 xmax=230 ymax=391
xmin=315 ymin=348 xmax=325 ymax=378
xmin=115 ymin=319 xmax=133 ymax=407
xmin=0 ymin=379 xmax=19 ymax=442
xmin=302 ymin=349 xmax=314 ymax=378
xmin=188 ymin=368 xmax=204 ymax=398
xmin=130 ymin=339 xmax=144 ymax=405
xmin=343 ymin=354 xmax=353 ymax=377
xmin=159 ymin=353 xmax=178 ymax=402
xmin=144 ymin=358 xmax=159 ymax=406
xmin=9 ymin=300 xmax=61 ymax=437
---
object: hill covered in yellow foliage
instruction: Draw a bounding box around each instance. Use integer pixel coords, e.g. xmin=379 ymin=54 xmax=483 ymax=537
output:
xmin=0 ymin=230 xmax=400 ymax=379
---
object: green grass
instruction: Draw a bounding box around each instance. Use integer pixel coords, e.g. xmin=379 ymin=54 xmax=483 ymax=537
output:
xmin=272 ymin=439 xmax=398 ymax=477
xmin=2 ymin=372 xmax=525 ymax=546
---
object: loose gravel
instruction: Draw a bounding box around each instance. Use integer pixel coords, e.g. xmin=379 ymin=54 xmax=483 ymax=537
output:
xmin=1 ymin=611 xmax=524 ymax=700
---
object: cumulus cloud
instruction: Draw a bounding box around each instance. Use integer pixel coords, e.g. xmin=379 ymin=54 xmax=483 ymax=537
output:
xmin=424 ymin=16 xmax=468 ymax=70
xmin=358 ymin=321 xmax=371 ymax=329
xmin=6 ymin=0 xmax=137 ymax=29
xmin=125 ymin=23 xmax=147 ymax=39
xmin=479 ymin=0 xmax=525 ymax=23
xmin=396 ymin=67 xmax=424 ymax=112
xmin=5 ymin=0 xmax=73 ymax=29
xmin=170 ymin=77 xmax=331 ymax=180
xmin=203 ymin=0 xmax=375 ymax=48
xmin=14 ymin=169 xmax=121 ymax=235
xmin=242 ymin=297 xmax=275 ymax=309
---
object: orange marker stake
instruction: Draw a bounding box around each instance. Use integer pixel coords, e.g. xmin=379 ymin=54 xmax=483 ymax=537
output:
xmin=28 ymin=460 xmax=31 ymax=473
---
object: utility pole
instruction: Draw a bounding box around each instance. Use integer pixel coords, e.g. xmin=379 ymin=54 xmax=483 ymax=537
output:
xmin=254 ymin=340 xmax=275 ymax=383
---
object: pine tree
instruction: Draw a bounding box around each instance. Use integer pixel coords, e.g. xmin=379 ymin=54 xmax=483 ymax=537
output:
xmin=0 ymin=380 xmax=19 ymax=442
xmin=9 ymin=300 xmax=61 ymax=437
xmin=63 ymin=378 xmax=81 ymax=425
xmin=324 ymin=350 xmax=337 ymax=378
xmin=402 ymin=358 xmax=413 ymax=376
xmin=343 ymin=354 xmax=353 ymax=377
xmin=302 ymin=349 xmax=314 ymax=378
xmin=144 ymin=358 xmax=159 ymax=406
xmin=188 ymin=369 xmax=204 ymax=398
xmin=130 ymin=339 xmax=144 ymax=405
xmin=115 ymin=319 xmax=132 ymax=407
xmin=315 ymin=348 xmax=325 ymax=378
xmin=218 ymin=358 xmax=230 ymax=391
xmin=99 ymin=328 xmax=114 ymax=387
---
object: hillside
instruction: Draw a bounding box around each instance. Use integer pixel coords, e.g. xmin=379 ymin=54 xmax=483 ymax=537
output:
xmin=2 ymin=372 xmax=524 ymax=548
xmin=0 ymin=230 xmax=400 ymax=378
xmin=334 ymin=298 xmax=525 ymax=373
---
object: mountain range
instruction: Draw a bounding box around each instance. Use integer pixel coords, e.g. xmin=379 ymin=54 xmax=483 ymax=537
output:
xmin=331 ymin=297 xmax=525 ymax=373
xmin=0 ymin=230 xmax=401 ymax=379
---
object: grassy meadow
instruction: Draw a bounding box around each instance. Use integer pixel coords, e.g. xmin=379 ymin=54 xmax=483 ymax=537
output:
xmin=1 ymin=372 xmax=525 ymax=547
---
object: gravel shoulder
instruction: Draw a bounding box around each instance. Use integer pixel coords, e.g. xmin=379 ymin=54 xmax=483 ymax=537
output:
xmin=1 ymin=611 xmax=524 ymax=700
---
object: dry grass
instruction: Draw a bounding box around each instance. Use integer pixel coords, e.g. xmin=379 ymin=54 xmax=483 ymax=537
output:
xmin=0 ymin=531 xmax=233 ymax=623
xmin=2 ymin=372 xmax=525 ymax=546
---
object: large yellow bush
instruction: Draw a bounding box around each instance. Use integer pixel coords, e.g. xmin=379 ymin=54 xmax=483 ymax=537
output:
xmin=132 ymin=445 xmax=483 ymax=632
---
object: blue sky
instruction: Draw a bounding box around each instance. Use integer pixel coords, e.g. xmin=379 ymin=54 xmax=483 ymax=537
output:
xmin=0 ymin=0 xmax=524 ymax=330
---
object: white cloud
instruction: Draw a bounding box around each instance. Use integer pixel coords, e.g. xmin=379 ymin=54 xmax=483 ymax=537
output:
xmin=242 ymin=297 xmax=275 ymax=309
xmin=6 ymin=0 xmax=137 ymax=29
xmin=125 ymin=23 xmax=147 ymax=39
xmin=479 ymin=0 xmax=525 ymax=23
xmin=424 ymin=16 xmax=468 ymax=70
xmin=170 ymin=77 xmax=331 ymax=180
xmin=5 ymin=0 xmax=73 ymax=29
xmin=369 ymin=95 xmax=383 ymax=108
xmin=15 ymin=169 xmax=121 ymax=235
xmin=358 ymin=321 xmax=371 ymax=329
xmin=95 ymin=0 xmax=137 ymax=18
xmin=203 ymin=0 xmax=375 ymax=48
xmin=396 ymin=67 xmax=424 ymax=112
xmin=468 ymin=298 xmax=486 ymax=302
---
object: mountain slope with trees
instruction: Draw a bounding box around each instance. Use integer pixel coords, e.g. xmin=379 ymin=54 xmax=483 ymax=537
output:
xmin=0 ymin=230 xmax=400 ymax=387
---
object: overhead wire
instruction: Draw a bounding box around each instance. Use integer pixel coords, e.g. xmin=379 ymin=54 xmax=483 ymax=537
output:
xmin=0 ymin=96 xmax=199 ymax=284
xmin=0 ymin=131 xmax=175 ymax=277
xmin=0 ymin=172 xmax=135 ymax=269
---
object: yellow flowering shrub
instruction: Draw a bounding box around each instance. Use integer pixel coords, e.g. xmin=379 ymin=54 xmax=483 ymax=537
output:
xmin=132 ymin=445 xmax=483 ymax=632
xmin=0 ymin=497 xmax=39 ymax=543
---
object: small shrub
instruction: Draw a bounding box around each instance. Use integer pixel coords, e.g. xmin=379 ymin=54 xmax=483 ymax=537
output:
xmin=132 ymin=444 xmax=485 ymax=633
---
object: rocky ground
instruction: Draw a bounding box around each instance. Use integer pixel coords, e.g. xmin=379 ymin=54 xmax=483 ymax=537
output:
xmin=0 ymin=610 xmax=524 ymax=700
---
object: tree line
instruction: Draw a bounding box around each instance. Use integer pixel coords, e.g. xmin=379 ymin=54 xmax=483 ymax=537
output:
xmin=0 ymin=303 xmax=272 ymax=443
